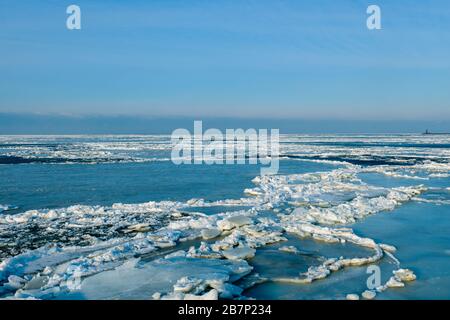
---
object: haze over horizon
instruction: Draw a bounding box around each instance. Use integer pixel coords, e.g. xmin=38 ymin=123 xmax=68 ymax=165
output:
xmin=1 ymin=112 xmax=450 ymax=134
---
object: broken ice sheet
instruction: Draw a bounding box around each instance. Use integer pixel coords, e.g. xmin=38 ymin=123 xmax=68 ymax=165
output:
xmin=53 ymin=256 xmax=252 ymax=300
xmin=1 ymin=134 xmax=449 ymax=299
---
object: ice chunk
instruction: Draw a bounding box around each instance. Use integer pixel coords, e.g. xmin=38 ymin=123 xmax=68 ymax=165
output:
xmin=125 ymin=223 xmax=151 ymax=233
xmin=393 ymin=269 xmax=416 ymax=282
xmin=201 ymin=228 xmax=221 ymax=240
xmin=278 ymin=246 xmax=299 ymax=254
xmin=362 ymin=290 xmax=376 ymax=300
xmin=186 ymin=243 xmax=222 ymax=259
xmin=162 ymin=288 xmax=219 ymax=300
xmin=4 ymin=275 xmax=26 ymax=290
xmin=346 ymin=294 xmax=359 ymax=300
xmin=386 ymin=276 xmax=405 ymax=288
xmin=23 ymin=275 xmax=50 ymax=290
xmin=218 ymin=216 xmax=252 ymax=231
xmin=222 ymin=247 xmax=256 ymax=260
xmin=214 ymin=283 xmax=243 ymax=299
xmin=54 ymin=256 xmax=251 ymax=300
xmin=244 ymin=189 xmax=262 ymax=196
xmin=379 ymin=243 xmax=397 ymax=253
xmin=185 ymin=289 xmax=219 ymax=300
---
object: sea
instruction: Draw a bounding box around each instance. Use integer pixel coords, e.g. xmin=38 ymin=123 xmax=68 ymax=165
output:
xmin=0 ymin=134 xmax=449 ymax=300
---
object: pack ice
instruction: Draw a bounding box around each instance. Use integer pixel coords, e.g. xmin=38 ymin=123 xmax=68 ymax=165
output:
xmin=2 ymin=134 xmax=449 ymax=299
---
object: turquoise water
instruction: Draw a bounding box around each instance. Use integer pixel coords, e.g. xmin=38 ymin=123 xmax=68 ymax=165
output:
xmin=0 ymin=160 xmax=334 ymax=213
xmin=0 ymin=135 xmax=449 ymax=299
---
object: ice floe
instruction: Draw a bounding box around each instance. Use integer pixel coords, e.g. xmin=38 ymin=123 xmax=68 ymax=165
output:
xmin=201 ymin=228 xmax=221 ymax=240
xmin=375 ymin=268 xmax=417 ymax=293
xmin=222 ymin=247 xmax=256 ymax=260
xmin=361 ymin=290 xmax=376 ymax=300
xmin=278 ymin=246 xmax=299 ymax=254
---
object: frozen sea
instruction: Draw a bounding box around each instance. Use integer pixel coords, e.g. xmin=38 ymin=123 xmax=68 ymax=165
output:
xmin=0 ymin=134 xmax=449 ymax=300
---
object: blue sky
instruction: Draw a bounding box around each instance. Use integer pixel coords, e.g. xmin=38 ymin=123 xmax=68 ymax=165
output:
xmin=0 ymin=0 xmax=449 ymax=121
